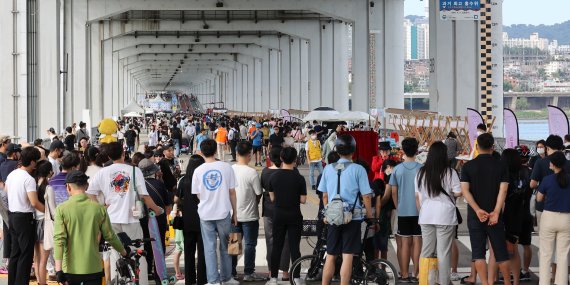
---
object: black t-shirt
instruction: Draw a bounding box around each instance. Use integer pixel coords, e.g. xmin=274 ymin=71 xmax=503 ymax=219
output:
xmin=269 ymin=134 xmax=284 ymax=147
xmin=260 ymin=168 xmax=279 ymax=218
xmin=144 ymin=178 xmax=172 ymax=230
xmin=171 ymin=127 xmax=182 ymax=140
xmin=158 ymin=158 xmax=177 ymax=192
xmin=64 ymin=134 xmax=76 ymax=151
xmin=178 ymin=175 xmax=201 ymax=232
xmin=460 ymin=154 xmax=509 ymax=217
xmin=530 ymin=154 xmax=570 ymax=183
xmin=124 ymin=130 xmax=137 ymax=145
xmin=267 ymin=169 xmax=306 ymax=214
xmin=0 ymin=159 xmax=18 ymax=182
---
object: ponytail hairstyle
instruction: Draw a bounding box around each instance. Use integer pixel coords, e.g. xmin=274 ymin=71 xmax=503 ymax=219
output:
xmin=550 ymin=151 xmax=568 ymax=188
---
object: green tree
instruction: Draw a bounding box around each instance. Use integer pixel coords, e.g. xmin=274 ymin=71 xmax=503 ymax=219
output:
xmin=404 ymin=83 xmax=413 ymax=93
xmin=503 ymin=81 xmax=513 ymax=92
xmin=516 ymin=97 xmax=529 ymax=110
xmin=537 ymin=68 xmax=547 ymax=80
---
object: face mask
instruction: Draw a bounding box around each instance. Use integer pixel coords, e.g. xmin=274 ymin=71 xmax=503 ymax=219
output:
xmin=537 ymin=147 xmax=545 ymax=155
xmin=477 ymin=131 xmax=484 ymax=136
xmin=311 ymin=135 xmax=317 ymax=140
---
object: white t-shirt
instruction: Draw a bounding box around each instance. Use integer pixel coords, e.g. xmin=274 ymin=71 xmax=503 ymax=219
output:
xmin=6 ymin=169 xmax=37 ymax=213
xmin=232 ymin=165 xmax=263 ymax=222
xmin=49 ymin=156 xmax=61 ymax=176
xmin=415 ymin=169 xmax=461 ymax=226
xmin=192 ymin=161 xmax=237 ymax=221
xmin=86 ymin=163 xmax=149 ymax=224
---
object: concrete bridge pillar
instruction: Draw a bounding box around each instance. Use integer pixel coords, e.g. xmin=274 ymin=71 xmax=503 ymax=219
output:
xmin=279 ymin=36 xmax=291 ymax=110
xmin=333 ymin=22 xmax=350 ymax=112
xmin=510 ymin=96 xmax=518 ymax=110
xmin=552 ymin=96 xmax=559 ymax=106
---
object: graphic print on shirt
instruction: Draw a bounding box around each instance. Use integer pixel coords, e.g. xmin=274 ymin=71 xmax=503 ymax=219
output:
xmin=110 ymin=171 xmax=131 ymax=197
xmin=203 ymin=170 xmax=223 ymax=191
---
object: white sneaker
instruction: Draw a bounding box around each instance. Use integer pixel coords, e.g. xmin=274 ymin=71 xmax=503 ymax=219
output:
xmin=449 ymin=272 xmax=461 ymax=281
xmin=450 ymin=272 xmax=462 ymax=281
xmin=223 ymin=278 xmax=240 ymax=285
xmin=265 ymin=277 xmax=278 ymax=285
xmin=206 ymin=283 xmax=221 ymax=285
xmin=294 ymin=278 xmax=306 ymax=285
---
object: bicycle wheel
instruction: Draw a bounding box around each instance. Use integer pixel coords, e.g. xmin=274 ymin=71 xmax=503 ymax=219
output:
xmin=364 ymin=258 xmax=399 ymax=285
xmin=289 ymin=255 xmax=323 ymax=285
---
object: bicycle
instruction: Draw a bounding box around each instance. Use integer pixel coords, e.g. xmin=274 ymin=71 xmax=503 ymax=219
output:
xmin=289 ymin=220 xmax=398 ymax=285
xmin=112 ymin=232 xmax=155 ymax=285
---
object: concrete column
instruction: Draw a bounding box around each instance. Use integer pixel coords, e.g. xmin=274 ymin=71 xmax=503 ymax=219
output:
xmin=321 ymin=21 xmax=334 ymax=108
xmin=268 ymin=48 xmax=279 ymax=110
xmin=256 ymin=57 xmax=264 ymax=112
xmin=112 ymin=51 xmax=120 ymax=116
xmin=214 ymin=73 xmax=221 ymax=105
xmin=333 ymin=22 xmax=349 ymax=112
xmin=102 ymin=39 xmax=113 ymax=118
xmin=308 ymin=24 xmax=321 ymax=110
xmin=247 ymin=58 xmax=255 ymax=112
xmin=279 ymin=36 xmax=291 ymax=109
xmin=290 ymin=38 xmax=301 ymax=110
xmin=429 ymin=0 xmax=478 ymax=116
xmin=117 ymin=58 xmax=124 ymax=113
xmin=37 ymin=0 xmax=60 ymax=135
xmin=89 ymin=22 xmax=103 ymax=122
xmin=261 ymin=50 xmax=270 ymax=112
xmin=300 ymin=39 xmax=310 ymax=111
xmin=227 ymin=70 xmax=234 ymax=110
xmin=385 ymin=0 xmax=405 ymax=109
xmin=352 ymin=12 xmax=370 ymax=112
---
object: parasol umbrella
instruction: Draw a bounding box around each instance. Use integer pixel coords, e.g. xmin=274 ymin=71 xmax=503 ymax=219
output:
xmin=338 ymin=111 xmax=376 ymax=122
xmin=302 ymin=108 xmax=341 ymax=122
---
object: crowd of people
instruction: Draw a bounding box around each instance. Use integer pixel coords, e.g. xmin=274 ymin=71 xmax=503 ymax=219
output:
xmin=1 ymin=112 xmax=570 ymax=285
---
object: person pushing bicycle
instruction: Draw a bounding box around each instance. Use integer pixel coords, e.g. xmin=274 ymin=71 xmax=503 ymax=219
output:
xmin=54 ymin=171 xmax=127 ymax=285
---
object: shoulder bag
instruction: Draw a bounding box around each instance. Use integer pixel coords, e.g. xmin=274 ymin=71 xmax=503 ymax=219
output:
xmin=131 ymin=166 xmax=146 ymax=219
xmin=440 ymin=189 xmax=462 ymax=224
xmin=43 ymin=186 xmax=55 ymax=250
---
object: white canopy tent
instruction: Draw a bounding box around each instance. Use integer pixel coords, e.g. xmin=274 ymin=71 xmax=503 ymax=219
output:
xmin=121 ymin=101 xmax=145 ymax=115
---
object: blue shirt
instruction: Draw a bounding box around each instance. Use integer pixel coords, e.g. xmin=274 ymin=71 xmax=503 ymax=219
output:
xmin=49 ymin=172 xmax=70 ymax=206
xmin=252 ymin=130 xmax=263 ymax=147
xmin=389 ymin=161 xmax=422 ymax=217
xmin=195 ymin=134 xmax=208 ymax=151
xmin=317 ymin=158 xmax=372 ymax=220
xmin=538 ymin=173 xmax=570 ymax=213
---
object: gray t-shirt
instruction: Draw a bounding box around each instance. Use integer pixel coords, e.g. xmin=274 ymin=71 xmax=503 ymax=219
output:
xmin=445 ymin=138 xmax=461 ymax=160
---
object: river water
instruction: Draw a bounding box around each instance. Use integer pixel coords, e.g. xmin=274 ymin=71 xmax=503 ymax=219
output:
xmin=518 ymin=120 xmax=551 ymax=141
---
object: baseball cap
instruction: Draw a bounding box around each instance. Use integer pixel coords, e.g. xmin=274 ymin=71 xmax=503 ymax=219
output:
xmin=49 ymin=140 xmax=65 ymax=152
xmin=153 ymin=149 xmax=165 ymax=157
xmin=0 ymin=135 xmax=13 ymax=144
xmin=65 ymin=170 xmax=89 ymax=185
xmin=6 ymin=143 xmax=22 ymax=155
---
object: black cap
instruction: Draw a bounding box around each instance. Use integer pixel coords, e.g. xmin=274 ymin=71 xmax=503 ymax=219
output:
xmin=378 ymin=141 xmax=391 ymax=151
xmin=6 ymin=143 xmax=22 ymax=155
xmin=65 ymin=170 xmax=89 ymax=185
xmin=153 ymin=149 xmax=164 ymax=157
xmin=546 ymin=135 xmax=564 ymax=151
xmin=49 ymin=140 xmax=65 ymax=152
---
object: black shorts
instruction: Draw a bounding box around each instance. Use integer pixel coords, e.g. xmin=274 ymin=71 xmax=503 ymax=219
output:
xmin=373 ymin=231 xmax=389 ymax=252
xmin=468 ymin=216 xmax=509 ymax=263
xmin=327 ymin=220 xmax=362 ymax=255
xmin=397 ymin=216 xmax=421 ymax=237
xmin=518 ymin=217 xmax=533 ymax=246
xmin=253 ymin=145 xmax=262 ymax=153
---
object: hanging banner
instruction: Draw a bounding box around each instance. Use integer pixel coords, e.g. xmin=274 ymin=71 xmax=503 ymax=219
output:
xmin=548 ymin=105 xmax=570 ymax=138
xmin=467 ymin=108 xmax=485 ymax=149
xmin=440 ymin=0 xmax=481 ymax=20
xmin=503 ymin=108 xmax=519 ymax=149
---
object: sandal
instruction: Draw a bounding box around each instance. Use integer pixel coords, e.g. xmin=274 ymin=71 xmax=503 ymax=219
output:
xmin=460 ymin=276 xmax=475 ymax=285
xmin=176 ymin=273 xmax=185 ymax=280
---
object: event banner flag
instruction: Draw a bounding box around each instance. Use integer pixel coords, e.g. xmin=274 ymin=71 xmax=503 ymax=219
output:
xmin=548 ymin=105 xmax=570 ymax=138
xmin=467 ymin=108 xmax=485 ymax=149
xmin=439 ymin=0 xmax=481 ymax=20
xmin=503 ymin=108 xmax=519 ymax=149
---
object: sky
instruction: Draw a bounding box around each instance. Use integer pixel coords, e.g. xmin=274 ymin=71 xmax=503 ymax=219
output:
xmin=405 ymin=0 xmax=570 ymax=26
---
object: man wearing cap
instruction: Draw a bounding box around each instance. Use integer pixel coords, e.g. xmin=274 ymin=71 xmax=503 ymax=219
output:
xmin=48 ymin=140 xmax=66 ymax=176
xmin=0 ymin=144 xmax=21 ymax=183
xmin=54 ymin=171 xmax=127 ymax=285
xmin=0 ymin=135 xmax=13 ymax=168
xmin=138 ymin=158 xmax=172 ymax=278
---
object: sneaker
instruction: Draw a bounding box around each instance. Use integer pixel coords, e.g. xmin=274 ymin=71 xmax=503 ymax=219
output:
xmin=223 ymin=278 xmax=240 ymax=285
xmin=398 ymin=277 xmax=412 ymax=283
xmin=520 ymin=271 xmax=531 ymax=281
xmin=265 ymin=278 xmax=278 ymax=285
xmin=294 ymin=278 xmax=306 ymax=285
xmin=450 ymin=272 xmax=462 ymax=281
xmin=243 ymin=273 xmax=269 ymax=282
xmin=409 ymin=276 xmax=419 ymax=283
xmin=206 ymin=283 xmax=221 ymax=285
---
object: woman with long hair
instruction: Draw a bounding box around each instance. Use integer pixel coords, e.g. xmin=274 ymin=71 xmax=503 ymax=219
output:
xmin=536 ymin=151 xmax=570 ymax=285
xmin=415 ymin=141 xmax=462 ymax=285
xmin=178 ymin=154 xmax=207 ymax=285
xmin=34 ymin=160 xmax=53 ymax=285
